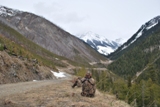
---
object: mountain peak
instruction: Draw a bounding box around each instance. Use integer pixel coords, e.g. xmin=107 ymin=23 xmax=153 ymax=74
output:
xmin=78 ymin=32 xmax=122 ymax=55
xmin=145 ymin=15 xmax=160 ymax=30
xmin=80 ymin=31 xmax=103 ymax=42
xmin=0 ymin=6 xmax=107 ymax=63
xmin=0 ymin=5 xmax=22 ymax=17
xmin=80 ymin=31 xmax=110 ymax=43
xmin=118 ymin=15 xmax=160 ymax=52
xmin=108 ymin=15 xmax=160 ymax=60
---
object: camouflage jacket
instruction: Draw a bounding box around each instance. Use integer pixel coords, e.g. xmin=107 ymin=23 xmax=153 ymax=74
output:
xmin=81 ymin=77 xmax=96 ymax=97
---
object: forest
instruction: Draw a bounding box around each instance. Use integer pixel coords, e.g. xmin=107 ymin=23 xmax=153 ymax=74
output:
xmin=75 ymin=68 xmax=160 ymax=107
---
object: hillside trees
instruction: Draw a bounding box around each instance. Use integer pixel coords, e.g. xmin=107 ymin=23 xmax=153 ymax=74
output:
xmin=108 ymin=30 xmax=160 ymax=77
xmin=74 ymin=68 xmax=160 ymax=107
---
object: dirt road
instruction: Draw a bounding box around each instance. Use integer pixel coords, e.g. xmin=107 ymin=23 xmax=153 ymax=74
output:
xmin=0 ymin=78 xmax=130 ymax=107
xmin=0 ymin=79 xmax=63 ymax=98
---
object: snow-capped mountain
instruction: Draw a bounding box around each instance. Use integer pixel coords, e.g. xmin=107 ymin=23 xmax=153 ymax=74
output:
xmin=108 ymin=15 xmax=160 ymax=60
xmin=78 ymin=32 xmax=123 ymax=55
xmin=0 ymin=5 xmax=22 ymax=17
xmin=121 ymin=15 xmax=160 ymax=50
xmin=0 ymin=5 xmax=108 ymax=63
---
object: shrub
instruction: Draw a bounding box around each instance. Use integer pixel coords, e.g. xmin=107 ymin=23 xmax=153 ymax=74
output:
xmin=0 ymin=43 xmax=4 ymax=51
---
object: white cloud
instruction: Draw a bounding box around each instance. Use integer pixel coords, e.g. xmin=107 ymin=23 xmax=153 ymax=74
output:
xmin=51 ymin=12 xmax=86 ymax=24
xmin=33 ymin=2 xmax=62 ymax=15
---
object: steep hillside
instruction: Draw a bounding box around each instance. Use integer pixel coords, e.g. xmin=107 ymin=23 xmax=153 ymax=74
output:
xmin=108 ymin=16 xmax=160 ymax=60
xmin=0 ymin=50 xmax=54 ymax=84
xmin=108 ymin=28 xmax=160 ymax=81
xmin=0 ymin=6 xmax=107 ymax=63
xmin=0 ymin=20 xmax=75 ymax=68
xmin=0 ymin=20 xmax=81 ymax=84
xmin=106 ymin=16 xmax=160 ymax=106
xmin=0 ymin=6 xmax=108 ymax=84
xmin=107 ymin=16 xmax=160 ymax=79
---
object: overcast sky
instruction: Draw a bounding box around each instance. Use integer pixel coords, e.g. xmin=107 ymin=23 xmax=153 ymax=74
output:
xmin=0 ymin=0 xmax=160 ymax=41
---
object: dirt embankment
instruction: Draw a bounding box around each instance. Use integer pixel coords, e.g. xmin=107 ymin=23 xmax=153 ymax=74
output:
xmin=0 ymin=51 xmax=54 ymax=84
xmin=0 ymin=78 xmax=130 ymax=107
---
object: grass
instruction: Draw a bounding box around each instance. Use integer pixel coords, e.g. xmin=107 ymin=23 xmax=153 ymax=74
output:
xmin=0 ymin=79 xmax=131 ymax=107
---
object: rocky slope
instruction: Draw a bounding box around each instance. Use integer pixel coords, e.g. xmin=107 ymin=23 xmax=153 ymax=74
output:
xmin=0 ymin=6 xmax=107 ymax=63
xmin=0 ymin=12 xmax=109 ymax=84
xmin=0 ymin=51 xmax=54 ymax=84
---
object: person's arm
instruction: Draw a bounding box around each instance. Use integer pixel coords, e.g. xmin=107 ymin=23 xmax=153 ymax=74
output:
xmin=72 ymin=80 xmax=78 ymax=88
xmin=88 ymin=78 xmax=95 ymax=85
xmin=81 ymin=78 xmax=87 ymax=83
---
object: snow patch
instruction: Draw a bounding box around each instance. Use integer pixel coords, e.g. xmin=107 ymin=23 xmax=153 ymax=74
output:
xmin=97 ymin=45 xmax=114 ymax=55
xmin=146 ymin=21 xmax=158 ymax=30
xmin=51 ymin=70 xmax=66 ymax=79
xmin=78 ymin=31 xmax=122 ymax=56
xmin=0 ymin=5 xmax=21 ymax=17
xmin=121 ymin=45 xmax=127 ymax=50
xmin=80 ymin=31 xmax=108 ymax=43
xmin=121 ymin=27 xmax=144 ymax=51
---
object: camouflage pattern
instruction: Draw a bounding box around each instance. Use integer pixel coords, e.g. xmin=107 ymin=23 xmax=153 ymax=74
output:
xmin=72 ymin=77 xmax=82 ymax=88
xmin=81 ymin=77 xmax=96 ymax=97
xmin=72 ymin=73 xmax=96 ymax=97
xmin=76 ymin=78 xmax=82 ymax=87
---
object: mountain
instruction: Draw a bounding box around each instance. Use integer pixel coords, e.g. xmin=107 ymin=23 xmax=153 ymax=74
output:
xmin=108 ymin=15 xmax=160 ymax=60
xmin=108 ymin=15 xmax=160 ymax=78
xmin=0 ymin=6 xmax=107 ymax=64
xmin=107 ymin=15 xmax=160 ymax=80
xmin=78 ymin=32 xmax=122 ymax=55
xmin=0 ymin=21 xmax=59 ymax=84
xmin=0 ymin=5 xmax=110 ymax=84
xmin=106 ymin=16 xmax=160 ymax=106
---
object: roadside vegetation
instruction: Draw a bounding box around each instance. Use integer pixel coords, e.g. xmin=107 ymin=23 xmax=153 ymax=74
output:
xmin=75 ymin=67 xmax=160 ymax=107
xmin=107 ymin=29 xmax=160 ymax=107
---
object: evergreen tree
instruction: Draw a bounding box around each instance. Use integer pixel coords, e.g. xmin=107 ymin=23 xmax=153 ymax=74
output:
xmin=127 ymin=76 xmax=132 ymax=88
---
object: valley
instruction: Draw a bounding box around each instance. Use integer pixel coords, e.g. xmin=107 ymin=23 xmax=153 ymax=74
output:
xmin=0 ymin=5 xmax=160 ymax=107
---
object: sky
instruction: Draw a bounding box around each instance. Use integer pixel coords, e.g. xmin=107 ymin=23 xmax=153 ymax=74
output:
xmin=0 ymin=0 xmax=160 ymax=41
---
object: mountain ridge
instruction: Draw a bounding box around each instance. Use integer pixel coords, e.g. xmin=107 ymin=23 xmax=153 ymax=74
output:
xmin=108 ymin=15 xmax=160 ymax=79
xmin=77 ymin=31 xmax=122 ymax=55
xmin=0 ymin=5 xmax=108 ymax=64
xmin=108 ymin=15 xmax=160 ymax=60
xmin=105 ymin=15 xmax=160 ymax=106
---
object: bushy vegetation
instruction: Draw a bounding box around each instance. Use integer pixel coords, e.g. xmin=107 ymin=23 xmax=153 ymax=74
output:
xmin=106 ymin=27 xmax=160 ymax=106
xmin=0 ymin=43 xmax=4 ymax=51
xmin=75 ymin=67 xmax=160 ymax=107
xmin=95 ymin=71 xmax=160 ymax=107
xmin=108 ymin=30 xmax=160 ymax=80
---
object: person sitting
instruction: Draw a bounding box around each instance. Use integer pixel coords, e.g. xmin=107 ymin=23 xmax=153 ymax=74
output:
xmin=72 ymin=72 xmax=96 ymax=97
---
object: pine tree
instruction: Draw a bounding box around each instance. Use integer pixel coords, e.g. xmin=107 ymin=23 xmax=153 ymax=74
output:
xmin=127 ymin=76 xmax=132 ymax=88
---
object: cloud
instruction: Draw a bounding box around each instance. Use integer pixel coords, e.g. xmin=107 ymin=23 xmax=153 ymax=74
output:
xmin=4 ymin=0 xmax=157 ymax=41
xmin=52 ymin=12 xmax=85 ymax=24
xmin=33 ymin=1 xmax=86 ymax=24
xmin=33 ymin=2 xmax=61 ymax=15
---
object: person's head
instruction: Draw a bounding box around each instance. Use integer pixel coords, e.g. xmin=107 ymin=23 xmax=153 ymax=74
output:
xmin=85 ymin=72 xmax=92 ymax=79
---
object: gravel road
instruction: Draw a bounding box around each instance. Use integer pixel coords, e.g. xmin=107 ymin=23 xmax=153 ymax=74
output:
xmin=0 ymin=79 xmax=64 ymax=98
xmin=0 ymin=76 xmax=130 ymax=107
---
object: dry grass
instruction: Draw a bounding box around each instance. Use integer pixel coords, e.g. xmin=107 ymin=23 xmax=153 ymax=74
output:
xmin=0 ymin=79 xmax=130 ymax=107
